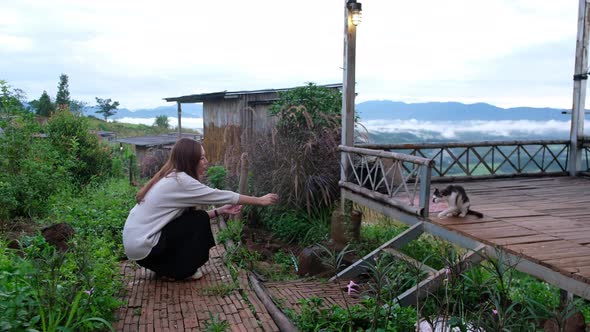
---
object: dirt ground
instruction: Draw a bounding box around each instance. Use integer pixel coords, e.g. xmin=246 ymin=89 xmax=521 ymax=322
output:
xmin=0 ymin=217 xmax=40 ymax=248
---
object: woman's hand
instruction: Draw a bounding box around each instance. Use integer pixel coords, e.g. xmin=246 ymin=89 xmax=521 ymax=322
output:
xmin=218 ymin=204 xmax=242 ymax=216
xmin=258 ymin=193 xmax=279 ymax=206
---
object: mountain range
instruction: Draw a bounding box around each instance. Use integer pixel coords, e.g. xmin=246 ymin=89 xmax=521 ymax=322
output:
xmin=86 ymin=100 xmax=587 ymax=122
xmin=355 ymin=101 xmax=579 ymax=121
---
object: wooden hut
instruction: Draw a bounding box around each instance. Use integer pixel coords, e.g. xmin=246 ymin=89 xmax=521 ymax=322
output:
xmin=164 ymin=84 xmax=342 ymax=167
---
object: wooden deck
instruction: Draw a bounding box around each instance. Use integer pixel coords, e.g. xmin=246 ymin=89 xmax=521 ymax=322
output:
xmin=429 ymin=176 xmax=590 ymax=286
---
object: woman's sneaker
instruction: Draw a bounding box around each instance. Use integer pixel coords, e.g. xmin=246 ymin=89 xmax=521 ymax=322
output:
xmin=190 ymin=268 xmax=204 ymax=280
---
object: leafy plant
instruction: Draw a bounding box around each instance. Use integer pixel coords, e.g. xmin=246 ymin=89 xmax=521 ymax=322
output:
xmin=288 ymin=296 xmax=416 ymax=332
xmin=216 ymin=219 xmax=243 ymax=245
xmin=207 ymin=165 xmax=228 ymax=190
xmin=0 ymin=80 xmax=27 ymax=116
xmin=258 ymin=207 xmax=330 ymax=245
xmin=46 ymin=109 xmax=113 ymax=186
xmin=203 ymin=313 xmax=230 ymax=332
xmin=202 ymin=283 xmax=238 ymax=297
xmin=248 ymin=83 xmax=343 ymax=215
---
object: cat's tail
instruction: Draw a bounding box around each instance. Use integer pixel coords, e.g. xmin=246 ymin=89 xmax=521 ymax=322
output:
xmin=467 ymin=210 xmax=484 ymax=218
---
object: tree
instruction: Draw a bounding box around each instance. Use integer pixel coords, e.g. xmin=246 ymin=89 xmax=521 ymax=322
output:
xmin=55 ymin=73 xmax=71 ymax=110
xmin=0 ymin=80 xmax=26 ymax=115
xmin=69 ymin=99 xmax=87 ymax=115
xmin=35 ymin=90 xmax=55 ymax=117
xmin=94 ymin=97 xmax=119 ymax=121
xmin=154 ymin=115 xmax=169 ymax=129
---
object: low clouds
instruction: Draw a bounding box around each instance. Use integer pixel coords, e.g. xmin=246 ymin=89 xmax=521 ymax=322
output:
xmin=113 ymin=117 xmax=203 ymax=130
xmin=361 ymin=119 xmax=574 ymax=140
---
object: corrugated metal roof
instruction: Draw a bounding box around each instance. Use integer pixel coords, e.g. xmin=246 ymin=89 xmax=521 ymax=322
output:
xmin=116 ymin=134 xmax=200 ymax=147
xmin=163 ymin=83 xmax=342 ymax=103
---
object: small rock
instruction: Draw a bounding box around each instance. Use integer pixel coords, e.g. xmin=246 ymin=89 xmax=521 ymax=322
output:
xmin=297 ymin=245 xmax=331 ymax=277
xmin=543 ymin=311 xmax=586 ymax=332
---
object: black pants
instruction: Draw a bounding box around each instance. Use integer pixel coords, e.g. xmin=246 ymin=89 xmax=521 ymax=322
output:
xmin=137 ymin=209 xmax=215 ymax=279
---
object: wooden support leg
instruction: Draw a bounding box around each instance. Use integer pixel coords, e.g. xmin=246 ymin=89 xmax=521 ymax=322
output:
xmin=330 ymin=222 xmax=425 ymax=282
xmin=397 ymin=244 xmax=487 ymax=307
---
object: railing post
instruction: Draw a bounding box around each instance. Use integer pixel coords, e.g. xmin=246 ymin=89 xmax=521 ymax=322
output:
xmin=569 ymin=0 xmax=589 ymax=175
xmin=419 ymin=163 xmax=432 ymax=217
xmin=177 ymin=101 xmax=182 ymax=138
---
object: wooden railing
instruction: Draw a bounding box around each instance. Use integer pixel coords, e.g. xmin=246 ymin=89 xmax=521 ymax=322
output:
xmin=582 ymin=139 xmax=590 ymax=175
xmin=358 ymin=140 xmax=572 ymax=181
xmin=339 ymin=145 xmax=434 ymax=217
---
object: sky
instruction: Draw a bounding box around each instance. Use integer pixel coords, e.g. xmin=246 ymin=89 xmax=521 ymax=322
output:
xmin=0 ymin=0 xmax=583 ymax=111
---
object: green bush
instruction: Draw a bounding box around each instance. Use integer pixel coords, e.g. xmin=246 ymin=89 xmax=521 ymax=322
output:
xmin=0 ymin=242 xmax=37 ymax=331
xmin=47 ymin=178 xmax=137 ymax=258
xmin=248 ymin=83 xmax=342 ymax=215
xmin=0 ymin=235 xmax=121 ymax=332
xmin=258 ymin=207 xmax=329 ymax=245
xmin=288 ymin=297 xmax=416 ymax=332
xmin=0 ymin=114 xmax=74 ymax=218
xmin=207 ymin=165 xmax=228 ymax=190
xmin=45 ymin=109 xmax=113 ymax=186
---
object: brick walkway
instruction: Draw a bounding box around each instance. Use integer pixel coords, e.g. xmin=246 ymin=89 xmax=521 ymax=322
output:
xmin=264 ymin=279 xmax=363 ymax=314
xmin=113 ymin=223 xmax=361 ymax=331
xmin=113 ymin=223 xmax=278 ymax=332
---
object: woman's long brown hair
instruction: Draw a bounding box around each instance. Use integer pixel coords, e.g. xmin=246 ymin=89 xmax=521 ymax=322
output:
xmin=135 ymin=138 xmax=203 ymax=203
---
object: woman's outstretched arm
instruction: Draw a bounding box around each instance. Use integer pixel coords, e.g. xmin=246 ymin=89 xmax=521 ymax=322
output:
xmin=237 ymin=193 xmax=279 ymax=206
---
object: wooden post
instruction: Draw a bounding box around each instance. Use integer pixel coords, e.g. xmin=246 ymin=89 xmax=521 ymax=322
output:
xmin=341 ymin=0 xmax=358 ymax=210
xmin=569 ymin=0 xmax=590 ymax=176
xmin=129 ymin=154 xmax=134 ymax=185
xmin=419 ymin=165 xmax=432 ymax=217
xmin=238 ymin=153 xmax=249 ymax=194
xmin=177 ymin=101 xmax=182 ymax=138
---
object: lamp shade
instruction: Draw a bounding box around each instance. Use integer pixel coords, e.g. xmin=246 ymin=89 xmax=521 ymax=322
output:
xmin=347 ymin=0 xmax=362 ymax=26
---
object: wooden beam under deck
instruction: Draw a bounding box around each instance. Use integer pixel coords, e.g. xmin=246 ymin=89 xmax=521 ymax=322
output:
xmin=343 ymin=176 xmax=590 ymax=300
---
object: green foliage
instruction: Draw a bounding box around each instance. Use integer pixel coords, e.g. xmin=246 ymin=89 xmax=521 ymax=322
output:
xmin=153 ymin=115 xmax=169 ymax=129
xmin=94 ymin=97 xmax=119 ymax=121
xmin=0 ymin=235 xmax=120 ymax=332
xmin=46 ymin=109 xmax=113 ymax=186
xmin=223 ymin=243 xmax=261 ymax=271
xmin=0 ymin=242 xmax=37 ymax=331
xmin=46 ymin=178 xmax=137 ymax=258
xmin=252 ymin=252 xmax=299 ymax=281
xmin=288 ymin=297 xmax=416 ymax=332
xmin=35 ymin=90 xmax=56 ymax=116
xmin=258 ymin=207 xmax=329 ymax=245
xmin=55 ymin=74 xmax=71 ymax=109
xmin=69 ymin=99 xmax=87 ymax=115
xmin=351 ymin=219 xmax=407 ymax=257
xmin=216 ymin=219 xmax=243 ymax=245
xmin=203 ymin=313 xmax=230 ymax=332
xmin=249 ymin=83 xmax=342 ymax=215
xmin=402 ymin=234 xmax=451 ymax=270
xmin=0 ymin=112 xmax=74 ymax=218
xmin=269 ymin=82 xmax=342 ymax=130
xmin=0 ymin=80 xmax=27 ymax=116
xmin=202 ymin=283 xmax=238 ymax=297
xmin=207 ymin=166 xmax=228 ymax=190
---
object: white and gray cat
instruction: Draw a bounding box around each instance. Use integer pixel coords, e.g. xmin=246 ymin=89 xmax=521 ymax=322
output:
xmin=432 ymin=185 xmax=483 ymax=218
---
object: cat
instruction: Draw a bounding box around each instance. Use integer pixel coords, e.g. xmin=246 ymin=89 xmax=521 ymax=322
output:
xmin=432 ymin=185 xmax=483 ymax=218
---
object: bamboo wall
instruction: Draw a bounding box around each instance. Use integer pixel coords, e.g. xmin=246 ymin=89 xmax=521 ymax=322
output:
xmin=202 ymin=92 xmax=278 ymax=171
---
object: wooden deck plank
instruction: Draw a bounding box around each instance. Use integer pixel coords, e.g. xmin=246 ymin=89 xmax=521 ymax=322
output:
xmin=424 ymin=176 xmax=590 ymax=288
xmin=489 ymin=234 xmax=561 ymax=246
